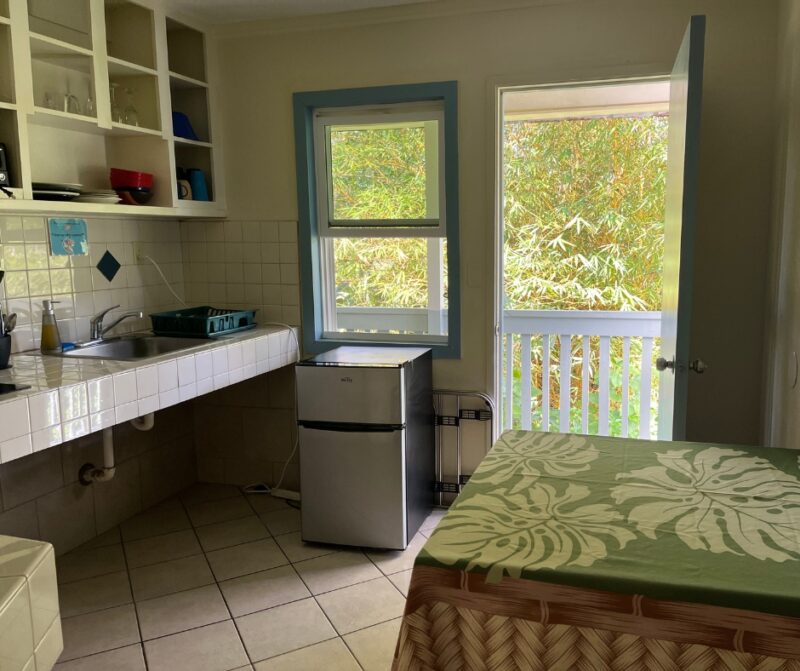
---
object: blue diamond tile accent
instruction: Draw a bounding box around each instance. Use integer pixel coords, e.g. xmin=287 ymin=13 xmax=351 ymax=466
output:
xmin=96 ymin=250 xmax=121 ymax=282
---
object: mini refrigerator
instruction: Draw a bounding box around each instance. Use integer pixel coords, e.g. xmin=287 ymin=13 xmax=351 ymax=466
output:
xmin=296 ymin=346 xmax=434 ymax=550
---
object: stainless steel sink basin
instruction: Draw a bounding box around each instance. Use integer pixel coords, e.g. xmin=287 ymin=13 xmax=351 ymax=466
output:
xmin=60 ymin=336 xmax=208 ymax=361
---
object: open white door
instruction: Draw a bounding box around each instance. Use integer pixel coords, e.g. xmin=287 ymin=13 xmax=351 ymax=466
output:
xmin=657 ymin=15 xmax=706 ymax=441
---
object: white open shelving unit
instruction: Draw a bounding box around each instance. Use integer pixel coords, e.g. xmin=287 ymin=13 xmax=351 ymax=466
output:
xmin=0 ymin=0 xmax=225 ymax=218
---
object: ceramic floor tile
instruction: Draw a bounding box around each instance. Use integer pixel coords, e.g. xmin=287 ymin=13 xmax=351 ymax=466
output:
xmin=253 ymin=638 xmax=360 ymax=671
xmin=124 ymin=529 xmax=202 ymax=569
xmin=129 ymin=554 xmax=214 ymax=601
xmin=273 ymin=531 xmax=338 ymax=563
xmin=365 ymin=532 xmax=427 ymax=576
xmin=235 ymin=597 xmax=336 ymax=662
xmin=388 ymin=569 xmax=413 ymax=596
xmin=205 ymin=538 xmax=288 ymax=582
xmin=144 ymin=620 xmax=249 ymax=671
xmin=120 ymin=505 xmax=191 ymax=542
xmin=343 ymin=617 xmax=403 ymax=671
xmin=54 ymin=644 xmax=145 ymax=670
xmin=246 ymin=494 xmax=289 ymax=515
xmin=316 ymin=577 xmax=406 ymax=635
xmin=419 ymin=508 xmax=446 ymax=536
xmin=293 ymin=550 xmax=382 ymax=595
xmin=57 ymin=544 xmax=126 ymax=584
xmin=72 ymin=527 xmax=121 ymax=551
xmin=136 ymin=584 xmax=230 ymax=640
xmin=179 ymin=483 xmax=242 ymax=506
xmin=59 ymin=603 xmax=140 ymax=661
xmin=219 ymin=565 xmax=309 ymax=617
xmin=58 ymin=570 xmax=132 ymax=618
xmin=258 ymin=507 xmax=301 ymax=536
xmin=195 ymin=515 xmax=268 ymax=552
xmin=187 ymin=496 xmax=253 ymax=528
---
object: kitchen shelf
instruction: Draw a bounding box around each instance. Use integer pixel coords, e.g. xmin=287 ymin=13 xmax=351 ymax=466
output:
xmin=0 ymin=109 xmax=21 ymax=189
xmin=110 ymin=121 xmax=161 ymax=137
xmin=0 ymin=1 xmax=224 ymax=218
xmin=107 ymin=56 xmax=157 ymax=78
xmin=166 ymin=19 xmax=206 ymax=83
xmin=28 ymin=0 xmax=92 ymax=51
xmin=173 ymin=136 xmax=211 ymax=148
xmin=30 ymin=107 xmax=100 ymax=132
xmin=104 ymin=0 xmax=156 ymax=71
xmin=30 ymin=33 xmax=94 ymax=60
xmin=169 ymin=71 xmax=207 ymax=90
xmin=0 ymin=198 xmax=225 ymax=218
xmin=109 ymin=72 xmax=161 ymax=132
xmin=0 ymin=23 xmax=13 ymax=104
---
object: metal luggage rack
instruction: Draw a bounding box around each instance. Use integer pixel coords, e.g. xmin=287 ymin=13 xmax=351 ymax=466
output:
xmin=433 ymin=389 xmax=496 ymax=505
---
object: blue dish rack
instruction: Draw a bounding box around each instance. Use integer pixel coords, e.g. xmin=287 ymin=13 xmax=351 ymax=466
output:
xmin=150 ymin=306 xmax=257 ymax=338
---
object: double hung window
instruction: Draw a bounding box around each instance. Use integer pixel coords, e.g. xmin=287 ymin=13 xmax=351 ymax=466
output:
xmin=294 ymin=82 xmax=459 ymax=357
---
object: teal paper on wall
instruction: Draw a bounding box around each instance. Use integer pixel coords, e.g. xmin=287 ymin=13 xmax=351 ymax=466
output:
xmin=48 ymin=218 xmax=88 ymax=256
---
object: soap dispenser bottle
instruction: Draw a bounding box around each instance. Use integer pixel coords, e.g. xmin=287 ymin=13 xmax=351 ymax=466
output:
xmin=40 ymin=299 xmax=62 ymax=354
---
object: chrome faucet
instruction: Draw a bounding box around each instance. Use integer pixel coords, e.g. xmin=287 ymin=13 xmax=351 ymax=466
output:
xmin=89 ymin=305 xmax=143 ymax=340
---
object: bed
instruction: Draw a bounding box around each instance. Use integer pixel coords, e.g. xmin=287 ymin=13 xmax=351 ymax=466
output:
xmin=393 ymin=430 xmax=800 ymax=670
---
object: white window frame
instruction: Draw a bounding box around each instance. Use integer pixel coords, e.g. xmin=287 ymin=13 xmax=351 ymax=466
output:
xmin=312 ymin=102 xmax=447 ymax=238
xmin=312 ymin=101 xmax=449 ymax=344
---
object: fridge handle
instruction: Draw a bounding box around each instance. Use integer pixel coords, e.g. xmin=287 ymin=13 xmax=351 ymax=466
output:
xmin=298 ymin=421 xmax=403 ymax=433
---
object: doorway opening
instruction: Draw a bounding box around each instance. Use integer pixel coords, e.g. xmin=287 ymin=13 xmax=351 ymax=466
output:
xmin=498 ymin=80 xmax=670 ymax=439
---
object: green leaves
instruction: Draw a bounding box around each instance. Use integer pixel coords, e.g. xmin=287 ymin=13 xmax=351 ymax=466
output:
xmin=503 ymin=116 xmax=668 ymax=312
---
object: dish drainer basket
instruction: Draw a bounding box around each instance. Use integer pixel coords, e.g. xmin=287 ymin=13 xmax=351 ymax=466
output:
xmin=150 ymin=306 xmax=257 ymax=337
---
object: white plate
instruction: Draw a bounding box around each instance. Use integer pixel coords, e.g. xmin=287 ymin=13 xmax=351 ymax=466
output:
xmin=73 ymin=196 xmax=122 ymax=203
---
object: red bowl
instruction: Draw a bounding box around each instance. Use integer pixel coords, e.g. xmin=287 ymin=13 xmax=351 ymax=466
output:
xmin=110 ymin=168 xmax=153 ymax=189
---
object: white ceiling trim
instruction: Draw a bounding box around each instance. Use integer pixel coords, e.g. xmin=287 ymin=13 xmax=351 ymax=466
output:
xmin=201 ymin=0 xmax=581 ymax=38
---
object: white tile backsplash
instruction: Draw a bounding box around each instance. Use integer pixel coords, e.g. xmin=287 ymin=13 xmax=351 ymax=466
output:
xmin=0 ymin=216 xmax=191 ymax=354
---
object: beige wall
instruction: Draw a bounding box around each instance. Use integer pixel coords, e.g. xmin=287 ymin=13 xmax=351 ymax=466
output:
xmin=213 ymin=0 xmax=778 ymax=446
xmin=767 ymin=0 xmax=800 ymax=449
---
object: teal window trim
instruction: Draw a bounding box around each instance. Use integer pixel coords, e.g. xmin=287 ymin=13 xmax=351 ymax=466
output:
xmin=293 ymin=81 xmax=461 ymax=358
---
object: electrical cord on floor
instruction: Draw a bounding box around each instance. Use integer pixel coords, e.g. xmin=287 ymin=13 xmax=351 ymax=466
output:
xmin=141 ymin=254 xmax=187 ymax=307
xmin=243 ymin=322 xmax=301 ymax=496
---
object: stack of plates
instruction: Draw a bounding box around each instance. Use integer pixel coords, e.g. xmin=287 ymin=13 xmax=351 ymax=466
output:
xmin=74 ymin=189 xmax=122 ymax=204
xmin=32 ymin=182 xmax=82 ymax=201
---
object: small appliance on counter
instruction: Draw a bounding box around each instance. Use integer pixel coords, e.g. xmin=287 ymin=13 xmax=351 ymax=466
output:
xmin=296 ymin=346 xmax=434 ymax=550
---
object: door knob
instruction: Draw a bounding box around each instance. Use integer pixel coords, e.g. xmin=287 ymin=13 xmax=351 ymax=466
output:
xmin=656 ymin=356 xmax=674 ymax=373
xmin=690 ymin=359 xmax=707 ymax=374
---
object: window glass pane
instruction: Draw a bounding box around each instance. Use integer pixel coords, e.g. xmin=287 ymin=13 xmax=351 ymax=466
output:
xmin=329 ymin=237 xmax=448 ymax=337
xmin=328 ymin=121 xmax=438 ymax=221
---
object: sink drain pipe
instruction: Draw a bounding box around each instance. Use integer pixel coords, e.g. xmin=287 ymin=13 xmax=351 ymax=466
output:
xmin=79 ymin=413 xmax=155 ymax=485
xmin=131 ymin=413 xmax=155 ymax=431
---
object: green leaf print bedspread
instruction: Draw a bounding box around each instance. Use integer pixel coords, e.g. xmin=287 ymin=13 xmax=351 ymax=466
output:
xmin=415 ymin=431 xmax=800 ymax=617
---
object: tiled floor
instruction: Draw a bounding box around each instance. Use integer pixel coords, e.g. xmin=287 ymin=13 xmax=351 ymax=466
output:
xmin=53 ymin=483 xmax=446 ymax=671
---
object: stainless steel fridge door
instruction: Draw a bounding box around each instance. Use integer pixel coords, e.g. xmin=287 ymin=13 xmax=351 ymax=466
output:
xmin=299 ymin=426 xmax=407 ymax=549
xmin=296 ymin=365 xmax=404 ymax=425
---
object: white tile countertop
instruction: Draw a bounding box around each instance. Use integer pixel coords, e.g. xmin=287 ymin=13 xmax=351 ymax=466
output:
xmin=0 ymin=326 xmax=299 ymax=464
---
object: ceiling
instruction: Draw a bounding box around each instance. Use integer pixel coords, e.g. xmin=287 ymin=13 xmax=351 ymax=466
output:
xmin=165 ymin=0 xmax=440 ymax=24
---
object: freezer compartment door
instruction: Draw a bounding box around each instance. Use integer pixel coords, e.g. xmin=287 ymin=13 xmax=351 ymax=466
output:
xmin=299 ymin=426 xmax=407 ymax=550
xmin=296 ymin=365 xmax=404 ymax=425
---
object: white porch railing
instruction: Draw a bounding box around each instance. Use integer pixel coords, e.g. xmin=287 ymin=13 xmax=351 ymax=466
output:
xmin=335 ymin=307 xmax=662 ymax=440
xmin=503 ymin=310 xmax=662 ymax=439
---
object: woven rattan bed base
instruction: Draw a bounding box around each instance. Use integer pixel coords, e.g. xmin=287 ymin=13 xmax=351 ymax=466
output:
xmin=393 ymin=602 xmax=800 ymax=671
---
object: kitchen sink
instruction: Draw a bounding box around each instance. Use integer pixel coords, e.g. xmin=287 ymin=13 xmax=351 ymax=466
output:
xmin=60 ymin=336 xmax=208 ymax=361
